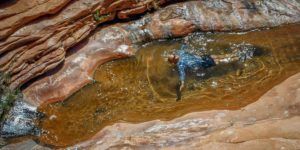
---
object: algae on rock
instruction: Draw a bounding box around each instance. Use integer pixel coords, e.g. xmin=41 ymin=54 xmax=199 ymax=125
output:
xmin=0 ymin=73 xmax=20 ymax=122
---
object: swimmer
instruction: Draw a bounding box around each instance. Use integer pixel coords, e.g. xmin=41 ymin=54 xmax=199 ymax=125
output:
xmin=168 ymin=43 xmax=254 ymax=101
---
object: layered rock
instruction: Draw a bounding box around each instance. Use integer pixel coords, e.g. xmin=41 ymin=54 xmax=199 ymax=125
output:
xmin=21 ymin=0 xmax=300 ymax=106
xmin=0 ymin=0 xmax=170 ymax=89
xmin=72 ymin=72 xmax=300 ymax=149
xmin=0 ymin=0 xmax=72 ymax=40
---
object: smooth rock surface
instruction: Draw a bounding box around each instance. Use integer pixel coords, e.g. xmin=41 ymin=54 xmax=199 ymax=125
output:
xmin=1 ymin=139 xmax=50 ymax=150
xmin=72 ymin=72 xmax=300 ymax=149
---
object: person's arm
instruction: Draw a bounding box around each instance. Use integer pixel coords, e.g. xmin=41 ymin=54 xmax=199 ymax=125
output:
xmin=179 ymin=80 xmax=184 ymax=92
xmin=178 ymin=66 xmax=186 ymax=90
xmin=176 ymin=80 xmax=184 ymax=101
xmin=177 ymin=66 xmax=186 ymax=101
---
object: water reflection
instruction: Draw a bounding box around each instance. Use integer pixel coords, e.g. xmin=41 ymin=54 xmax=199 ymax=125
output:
xmin=38 ymin=24 xmax=300 ymax=147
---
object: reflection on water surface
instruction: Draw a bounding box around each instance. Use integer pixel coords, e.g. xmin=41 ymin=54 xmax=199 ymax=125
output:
xmin=38 ymin=24 xmax=300 ymax=147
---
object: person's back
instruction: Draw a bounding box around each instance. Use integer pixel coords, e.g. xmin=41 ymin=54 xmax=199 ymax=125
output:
xmin=176 ymin=49 xmax=216 ymax=82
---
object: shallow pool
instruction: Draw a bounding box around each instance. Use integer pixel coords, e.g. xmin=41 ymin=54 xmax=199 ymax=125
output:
xmin=38 ymin=24 xmax=300 ymax=147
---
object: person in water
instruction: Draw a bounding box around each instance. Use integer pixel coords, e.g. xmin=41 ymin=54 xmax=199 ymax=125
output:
xmin=168 ymin=43 xmax=254 ymax=101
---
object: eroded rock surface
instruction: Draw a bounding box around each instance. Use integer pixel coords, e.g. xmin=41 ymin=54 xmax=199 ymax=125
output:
xmin=72 ymin=72 xmax=300 ymax=149
xmin=21 ymin=0 xmax=300 ymax=106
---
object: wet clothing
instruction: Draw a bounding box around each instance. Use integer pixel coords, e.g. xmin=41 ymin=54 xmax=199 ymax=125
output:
xmin=176 ymin=45 xmax=216 ymax=82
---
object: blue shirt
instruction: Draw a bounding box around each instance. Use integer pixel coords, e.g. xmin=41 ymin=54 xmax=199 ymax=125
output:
xmin=176 ymin=45 xmax=216 ymax=81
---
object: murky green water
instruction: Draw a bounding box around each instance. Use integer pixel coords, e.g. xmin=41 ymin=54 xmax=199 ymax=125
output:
xmin=38 ymin=24 xmax=300 ymax=147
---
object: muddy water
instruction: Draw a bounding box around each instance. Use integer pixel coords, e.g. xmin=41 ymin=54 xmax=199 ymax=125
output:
xmin=38 ymin=24 xmax=300 ymax=147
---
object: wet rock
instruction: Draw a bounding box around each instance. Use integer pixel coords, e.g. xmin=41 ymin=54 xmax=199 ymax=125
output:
xmin=1 ymin=139 xmax=50 ymax=150
xmin=0 ymin=137 xmax=6 ymax=146
xmin=22 ymin=0 xmax=300 ymax=106
xmin=22 ymin=26 xmax=136 ymax=106
xmin=0 ymin=100 xmax=40 ymax=138
xmin=71 ymin=73 xmax=300 ymax=149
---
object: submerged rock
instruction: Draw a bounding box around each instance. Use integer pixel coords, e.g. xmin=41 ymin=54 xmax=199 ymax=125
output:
xmin=0 ymin=100 xmax=40 ymax=138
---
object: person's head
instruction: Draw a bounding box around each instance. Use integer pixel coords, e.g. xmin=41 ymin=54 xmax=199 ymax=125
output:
xmin=167 ymin=54 xmax=179 ymax=64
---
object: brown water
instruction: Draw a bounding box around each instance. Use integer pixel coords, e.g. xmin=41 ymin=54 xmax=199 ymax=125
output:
xmin=38 ymin=24 xmax=300 ymax=147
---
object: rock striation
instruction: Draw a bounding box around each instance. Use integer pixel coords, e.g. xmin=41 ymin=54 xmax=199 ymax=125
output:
xmin=0 ymin=0 xmax=72 ymax=40
xmin=0 ymin=0 xmax=171 ymax=138
xmin=15 ymin=0 xmax=300 ymax=106
xmin=0 ymin=0 xmax=170 ymax=90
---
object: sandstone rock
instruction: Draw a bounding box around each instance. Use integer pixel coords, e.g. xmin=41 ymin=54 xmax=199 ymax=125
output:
xmin=0 ymin=0 xmax=172 ymax=140
xmin=24 ymin=1 xmax=300 ymax=108
xmin=0 ymin=1 xmax=299 ymax=148
xmin=71 ymin=72 xmax=300 ymax=149
xmin=0 ymin=0 xmax=170 ymax=90
xmin=1 ymin=139 xmax=50 ymax=150
xmin=0 ymin=0 xmax=72 ymax=40
xmin=23 ymin=26 xmax=136 ymax=106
